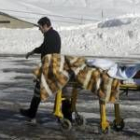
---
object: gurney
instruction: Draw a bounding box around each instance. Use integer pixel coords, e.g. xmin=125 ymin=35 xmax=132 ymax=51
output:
xmin=60 ymin=59 xmax=140 ymax=131
xmin=34 ymin=54 xmax=140 ymax=132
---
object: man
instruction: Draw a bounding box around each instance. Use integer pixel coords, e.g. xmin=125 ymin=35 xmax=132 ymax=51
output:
xmin=20 ymin=17 xmax=61 ymax=122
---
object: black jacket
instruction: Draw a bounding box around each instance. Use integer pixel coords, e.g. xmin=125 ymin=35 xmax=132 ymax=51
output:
xmin=33 ymin=27 xmax=61 ymax=59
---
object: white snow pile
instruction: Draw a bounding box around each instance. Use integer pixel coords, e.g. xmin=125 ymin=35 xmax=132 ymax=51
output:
xmin=1 ymin=15 xmax=140 ymax=57
xmin=56 ymin=15 xmax=140 ymax=57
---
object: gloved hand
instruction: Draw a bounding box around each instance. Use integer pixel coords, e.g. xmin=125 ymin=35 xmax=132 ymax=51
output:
xmin=25 ymin=51 xmax=34 ymax=59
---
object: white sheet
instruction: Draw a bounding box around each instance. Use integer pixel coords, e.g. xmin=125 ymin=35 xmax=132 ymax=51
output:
xmin=86 ymin=58 xmax=140 ymax=80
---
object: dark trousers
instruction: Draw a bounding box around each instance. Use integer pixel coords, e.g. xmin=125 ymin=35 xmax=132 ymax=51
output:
xmin=28 ymin=81 xmax=41 ymax=118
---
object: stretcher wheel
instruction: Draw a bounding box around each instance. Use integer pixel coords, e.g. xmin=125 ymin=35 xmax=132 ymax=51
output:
xmin=112 ymin=119 xmax=125 ymax=131
xmin=75 ymin=114 xmax=86 ymax=126
xmin=60 ymin=118 xmax=72 ymax=131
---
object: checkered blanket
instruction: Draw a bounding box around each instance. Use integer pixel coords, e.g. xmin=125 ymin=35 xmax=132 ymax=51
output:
xmin=33 ymin=54 xmax=120 ymax=103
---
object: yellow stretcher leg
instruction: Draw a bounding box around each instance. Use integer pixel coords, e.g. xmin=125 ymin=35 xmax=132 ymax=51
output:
xmin=54 ymin=89 xmax=73 ymax=131
xmin=114 ymin=103 xmax=122 ymax=124
xmin=113 ymin=103 xmax=125 ymax=131
xmin=54 ymin=89 xmax=65 ymax=118
xmin=110 ymin=79 xmax=120 ymax=103
xmin=99 ymin=100 xmax=110 ymax=132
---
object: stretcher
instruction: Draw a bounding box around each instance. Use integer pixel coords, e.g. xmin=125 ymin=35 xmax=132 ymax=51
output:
xmin=34 ymin=54 xmax=140 ymax=133
xmin=53 ymin=65 xmax=140 ymax=132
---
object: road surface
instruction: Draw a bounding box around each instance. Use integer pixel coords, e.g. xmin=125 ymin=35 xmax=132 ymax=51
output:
xmin=0 ymin=55 xmax=140 ymax=140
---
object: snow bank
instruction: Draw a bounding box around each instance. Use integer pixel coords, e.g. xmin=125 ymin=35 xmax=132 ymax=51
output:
xmin=1 ymin=16 xmax=140 ymax=57
xmin=61 ymin=16 xmax=140 ymax=57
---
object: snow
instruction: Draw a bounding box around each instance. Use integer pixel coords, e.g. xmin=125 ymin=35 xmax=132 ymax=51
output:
xmin=0 ymin=28 xmax=42 ymax=54
xmin=0 ymin=0 xmax=140 ymax=57
xmin=0 ymin=16 xmax=140 ymax=57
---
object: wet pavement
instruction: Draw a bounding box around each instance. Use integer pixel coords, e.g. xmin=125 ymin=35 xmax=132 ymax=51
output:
xmin=0 ymin=55 xmax=140 ymax=140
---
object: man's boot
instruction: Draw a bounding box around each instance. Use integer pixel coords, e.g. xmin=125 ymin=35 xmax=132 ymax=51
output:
xmin=20 ymin=96 xmax=41 ymax=123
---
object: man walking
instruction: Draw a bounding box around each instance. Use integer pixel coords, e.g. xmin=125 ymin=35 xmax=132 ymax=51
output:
xmin=20 ymin=17 xmax=61 ymax=122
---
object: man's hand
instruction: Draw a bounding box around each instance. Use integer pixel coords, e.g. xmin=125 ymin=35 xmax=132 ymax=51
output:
xmin=25 ymin=51 xmax=34 ymax=59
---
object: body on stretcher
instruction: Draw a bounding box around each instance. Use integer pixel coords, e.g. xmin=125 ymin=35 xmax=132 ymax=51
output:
xmin=86 ymin=58 xmax=140 ymax=95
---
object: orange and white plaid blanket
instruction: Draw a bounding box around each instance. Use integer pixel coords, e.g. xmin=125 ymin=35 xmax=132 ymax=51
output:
xmin=33 ymin=53 xmax=120 ymax=103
